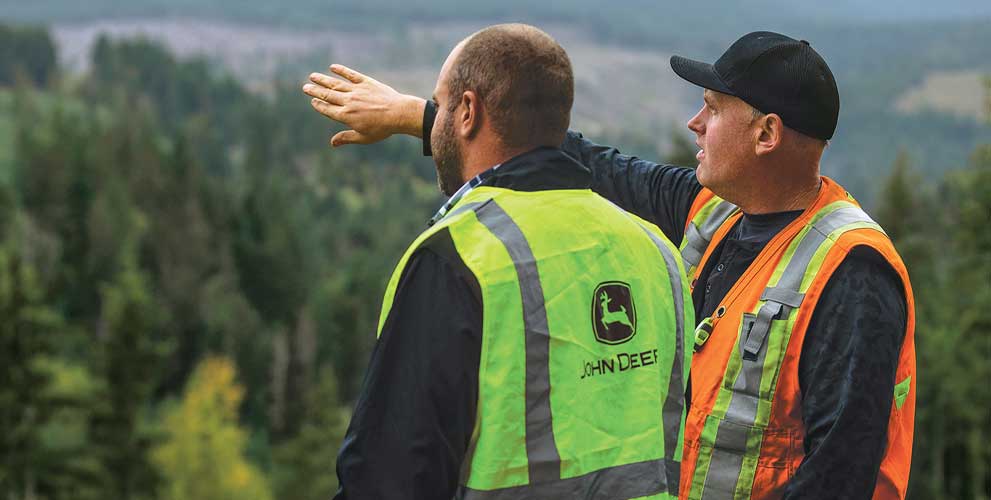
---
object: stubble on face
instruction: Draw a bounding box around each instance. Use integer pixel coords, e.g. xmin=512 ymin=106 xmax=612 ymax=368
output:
xmin=431 ymin=110 xmax=464 ymax=197
xmin=691 ymin=90 xmax=756 ymax=192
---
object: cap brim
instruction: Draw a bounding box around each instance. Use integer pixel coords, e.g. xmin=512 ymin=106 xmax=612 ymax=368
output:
xmin=670 ymin=55 xmax=734 ymax=95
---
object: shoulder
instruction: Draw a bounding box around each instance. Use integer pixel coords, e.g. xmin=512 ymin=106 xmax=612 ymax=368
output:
xmin=817 ymin=245 xmax=907 ymax=324
xmin=826 ymin=246 xmax=904 ymax=299
xmin=408 ymin=226 xmax=482 ymax=305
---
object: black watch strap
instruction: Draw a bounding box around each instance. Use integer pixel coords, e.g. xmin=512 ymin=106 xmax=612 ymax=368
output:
xmin=422 ymin=99 xmax=436 ymax=157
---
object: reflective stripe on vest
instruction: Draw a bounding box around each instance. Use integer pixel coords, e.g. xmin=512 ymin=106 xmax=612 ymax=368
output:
xmin=457 ymin=459 xmax=675 ymax=500
xmin=681 ymin=198 xmax=738 ymax=276
xmin=633 ymin=218 xmax=688 ymax=495
xmin=473 ymin=200 xmax=561 ymax=484
xmin=692 ymin=202 xmax=883 ymax=499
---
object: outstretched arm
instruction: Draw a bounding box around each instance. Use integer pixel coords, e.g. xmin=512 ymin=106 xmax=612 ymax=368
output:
xmin=561 ymin=131 xmax=703 ymax=244
xmin=304 ymin=65 xmax=703 ymax=242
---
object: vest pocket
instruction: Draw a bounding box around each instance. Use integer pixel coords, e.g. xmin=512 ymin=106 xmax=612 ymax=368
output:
xmin=755 ymin=428 xmax=793 ymax=470
xmin=694 ymin=413 xmax=799 ymax=496
xmin=750 ymin=428 xmax=799 ymax=498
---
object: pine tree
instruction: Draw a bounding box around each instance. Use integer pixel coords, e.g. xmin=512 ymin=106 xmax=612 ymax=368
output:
xmin=939 ymin=145 xmax=991 ymax=500
xmin=272 ymin=366 xmax=346 ymax=500
xmin=86 ymin=264 xmax=169 ymax=500
xmin=874 ymin=151 xmax=934 ymax=280
xmin=0 ymin=23 xmax=56 ymax=87
xmin=232 ymin=164 xmax=320 ymax=441
xmin=890 ymin=143 xmax=991 ymax=500
xmin=0 ymin=245 xmax=63 ymax=498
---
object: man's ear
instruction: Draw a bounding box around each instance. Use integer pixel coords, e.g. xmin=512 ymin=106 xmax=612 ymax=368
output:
xmin=458 ymin=90 xmax=481 ymax=139
xmin=755 ymin=113 xmax=784 ymax=156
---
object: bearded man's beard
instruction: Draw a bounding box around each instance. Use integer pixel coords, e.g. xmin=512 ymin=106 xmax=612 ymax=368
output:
xmin=432 ymin=112 xmax=464 ymax=197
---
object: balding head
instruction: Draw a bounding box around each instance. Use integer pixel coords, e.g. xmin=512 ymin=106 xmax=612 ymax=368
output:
xmin=446 ymin=23 xmax=574 ymax=148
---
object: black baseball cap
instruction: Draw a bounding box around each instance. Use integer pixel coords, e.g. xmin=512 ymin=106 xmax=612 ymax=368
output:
xmin=670 ymin=31 xmax=840 ymax=140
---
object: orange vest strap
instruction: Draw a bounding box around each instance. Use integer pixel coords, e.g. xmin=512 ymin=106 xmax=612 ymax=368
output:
xmin=681 ymin=199 xmax=738 ymax=274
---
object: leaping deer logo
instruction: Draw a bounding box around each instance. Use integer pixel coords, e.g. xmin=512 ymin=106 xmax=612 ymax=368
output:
xmin=599 ymin=291 xmax=633 ymax=330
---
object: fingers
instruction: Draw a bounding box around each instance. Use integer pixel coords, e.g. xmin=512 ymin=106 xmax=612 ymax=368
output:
xmin=302 ymin=83 xmax=346 ymax=105
xmin=308 ymin=72 xmax=351 ymax=92
xmin=310 ymin=98 xmax=344 ymax=121
xmin=330 ymin=64 xmax=367 ymax=84
xmin=331 ymin=130 xmax=366 ymax=147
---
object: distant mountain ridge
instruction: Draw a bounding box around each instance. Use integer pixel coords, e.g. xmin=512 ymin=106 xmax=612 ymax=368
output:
xmin=3 ymin=0 xmax=991 ymax=34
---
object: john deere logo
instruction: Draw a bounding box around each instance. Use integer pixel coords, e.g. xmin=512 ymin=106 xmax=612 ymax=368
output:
xmin=592 ymin=282 xmax=636 ymax=345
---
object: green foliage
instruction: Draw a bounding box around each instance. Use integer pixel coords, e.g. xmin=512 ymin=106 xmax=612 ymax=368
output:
xmin=877 ymin=145 xmax=991 ymax=500
xmin=33 ymin=358 xmax=103 ymax=499
xmin=86 ymin=265 xmax=170 ymax=500
xmin=271 ymin=367 xmax=346 ymax=500
xmin=875 ymin=151 xmax=935 ymax=278
xmin=0 ymin=23 xmax=56 ymax=87
xmin=667 ymin=128 xmax=699 ymax=169
xmin=0 ymin=244 xmax=64 ymax=498
xmin=232 ymin=172 xmax=317 ymax=327
xmin=2 ymin=25 xmax=438 ymax=498
xmin=83 ymin=33 xmax=250 ymax=162
xmin=0 ymin=91 xmax=14 ymax=184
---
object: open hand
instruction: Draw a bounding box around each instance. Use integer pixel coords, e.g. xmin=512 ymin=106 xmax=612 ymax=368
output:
xmin=303 ymin=64 xmax=425 ymax=147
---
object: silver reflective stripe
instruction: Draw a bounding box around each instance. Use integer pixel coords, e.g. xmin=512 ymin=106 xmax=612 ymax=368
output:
xmin=457 ymin=458 xmax=676 ymax=500
xmin=474 ymin=201 xmax=561 ymax=484
xmin=760 ymin=287 xmax=804 ymax=308
xmin=701 ymin=310 xmax=770 ymax=497
xmin=773 ymin=206 xmax=879 ymax=293
xmin=447 ymin=201 xmax=485 ymax=221
xmin=700 ymin=204 xmax=879 ymax=498
xmin=681 ymin=200 xmax=739 ymax=272
xmin=681 ymin=223 xmax=706 ymax=271
xmin=634 ymin=222 xmax=687 ymax=497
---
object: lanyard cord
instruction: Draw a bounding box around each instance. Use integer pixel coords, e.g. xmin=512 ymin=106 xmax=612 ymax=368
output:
xmin=427 ymin=164 xmax=501 ymax=226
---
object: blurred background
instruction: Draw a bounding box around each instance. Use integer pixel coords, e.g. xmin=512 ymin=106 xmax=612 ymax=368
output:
xmin=0 ymin=1 xmax=988 ymax=499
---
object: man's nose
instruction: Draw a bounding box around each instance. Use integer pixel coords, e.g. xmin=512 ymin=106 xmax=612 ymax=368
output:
xmin=687 ymin=108 xmax=704 ymax=135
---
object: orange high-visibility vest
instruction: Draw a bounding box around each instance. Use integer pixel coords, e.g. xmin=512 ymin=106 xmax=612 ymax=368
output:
xmin=677 ymin=176 xmax=916 ymax=499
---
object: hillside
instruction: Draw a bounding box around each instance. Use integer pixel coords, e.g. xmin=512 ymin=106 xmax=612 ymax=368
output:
xmin=4 ymin=2 xmax=990 ymax=202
